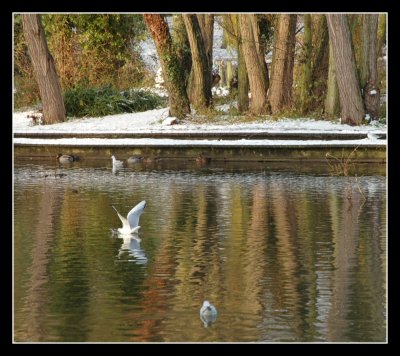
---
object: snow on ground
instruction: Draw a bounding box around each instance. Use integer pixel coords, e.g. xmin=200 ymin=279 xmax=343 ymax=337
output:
xmin=13 ymin=108 xmax=169 ymax=132
xmin=212 ymin=87 xmax=230 ymax=97
xmin=13 ymin=108 xmax=386 ymax=136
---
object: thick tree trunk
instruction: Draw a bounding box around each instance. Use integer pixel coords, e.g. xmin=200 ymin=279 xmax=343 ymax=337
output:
xmin=197 ymin=14 xmax=214 ymax=71
xmin=326 ymin=14 xmax=365 ymax=125
xmin=144 ymin=14 xmax=190 ymax=119
xmin=311 ymin=15 xmax=329 ymax=78
xmin=325 ymin=41 xmax=340 ymax=117
xmin=237 ymin=30 xmax=249 ymax=112
xmin=249 ymin=15 xmax=269 ymax=89
xmin=171 ymin=15 xmax=192 ymax=88
xmin=377 ymin=14 xmax=386 ymax=57
xmin=310 ymin=15 xmax=329 ymax=112
xmin=269 ymin=14 xmax=297 ymax=115
xmin=238 ymin=14 xmax=269 ymax=115
xmin=360 ymin=14 xmax=380 ymax=119
xmin=183 ymin=14 xmax=212 ymax=111
xmin=22 ymin=14 xmax=66 ymax=124
xmin=300 ymin=14 xmax=312 ymax=113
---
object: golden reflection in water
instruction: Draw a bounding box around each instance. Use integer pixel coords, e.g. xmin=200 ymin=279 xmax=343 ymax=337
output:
xmin=327 ymin=188 xmax=362 ymax=341
xmin=14 ymin=167 xmax=386 ymax=342
xmin=15 ymin=183 xmax=63 ymax=341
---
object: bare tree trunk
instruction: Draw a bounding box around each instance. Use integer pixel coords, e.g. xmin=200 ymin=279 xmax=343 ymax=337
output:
xmin=238 ymin=14 xmax=269 ymax=115
xmin=300 ymin=14 xmax=312 ymax=113
xmin=144 ymin=14 xmax=190 ymax=119
xmin=360 ymin=14 xmax=380 ymax=119
xmin=249 ymin=15 xmax=269 ymax=89
xmin=325 ymin=41 xmax=340 ymax=117
xmin=326 ymin=14 xmax=365 ymax=125
xmin=171 ymin=15 xmax=192 ymax=88
xmin=311 ymin=15 xmax=329 ymax=79
xmin=377 ymin=14 xmax=386 ymax=57
xmin=269 ymin=14 xmax=297 ymax=115
xmin=197 ymin=14 xmax=214 ymax=71
xmin=310 ymin=15 xmax=329 ymax=112
xmin=22 ymin=14 xmax=66 ymax=124
xmin=183 ymin=14 xmax=212 ymax=111
xmin=237 ymin=31 xmax=249 ymax=112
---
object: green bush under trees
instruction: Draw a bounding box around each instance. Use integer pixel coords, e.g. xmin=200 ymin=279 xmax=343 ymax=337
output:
xmin=64 ymin=86 xmax=167 ymax=117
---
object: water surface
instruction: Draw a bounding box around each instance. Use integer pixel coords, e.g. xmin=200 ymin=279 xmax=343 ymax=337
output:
xmin=13 ymin=161 xmax=386 ymax=342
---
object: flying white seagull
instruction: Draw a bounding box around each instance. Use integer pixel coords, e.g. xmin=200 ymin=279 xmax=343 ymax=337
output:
xmin=112 ymin=200 xmax=146 ymax=235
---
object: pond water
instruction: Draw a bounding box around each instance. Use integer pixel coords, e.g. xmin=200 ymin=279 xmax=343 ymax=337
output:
xmin=13 ymin=160 xmax=386 ymax=343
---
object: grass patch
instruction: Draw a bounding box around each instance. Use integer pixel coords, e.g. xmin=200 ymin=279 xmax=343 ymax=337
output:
xmin=64 ymin=86 xmax=167 ymax=118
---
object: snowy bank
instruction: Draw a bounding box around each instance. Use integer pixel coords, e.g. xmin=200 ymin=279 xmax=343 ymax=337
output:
xmin=13 ymin=109 xmax=386 ymax=137
xmin=14 ymin=108 xmax=386 ymax=163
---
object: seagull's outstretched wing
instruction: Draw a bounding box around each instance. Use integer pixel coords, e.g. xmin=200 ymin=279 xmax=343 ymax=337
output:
xmin=112 ymin=206 xmax=130 ymax=231
xmin=127 ymin=200 xmax=146 ymax=229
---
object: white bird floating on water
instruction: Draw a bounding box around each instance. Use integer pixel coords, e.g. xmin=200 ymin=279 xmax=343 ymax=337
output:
xmin=112 ymin=200 xmax=146 ymax=235
xmin=111 ymin=155 xmax=124 ymax=173
xmin=200 ymin=300 xmax=218 ymax=328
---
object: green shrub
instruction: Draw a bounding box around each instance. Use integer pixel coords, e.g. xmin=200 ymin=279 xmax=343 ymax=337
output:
xmin=64 ymin=86 xmax=167 ymax=118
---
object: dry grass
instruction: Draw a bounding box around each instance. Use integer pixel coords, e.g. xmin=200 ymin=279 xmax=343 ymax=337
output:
xmin=325 ymin=145 xmax=360 ymax=177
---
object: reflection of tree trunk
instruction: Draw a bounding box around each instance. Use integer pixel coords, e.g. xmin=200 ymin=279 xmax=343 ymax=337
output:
xmin=270 ymin=182 xmax=300 ymax=330
xmin=130 ymin=231 xmax=174 ymax=341
xmin=327 ymin=189 xmax=362 ymax=341
xmin=23 ymin=185 xmax=61 ymax=341
xmin=355 ymin=193 xmax=386 ymax=341
xmin=296 ymin=194 xmax=319 ymax=338
xmin=128 ymin=184 xmax=180 ymax=341
xmin=222 ymin=186 xmax=248 ymax=317
xmin=190 ymin=185 xmax=211 ymax=283
xmin=244 ymin=183 xmax=268 ymax=315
